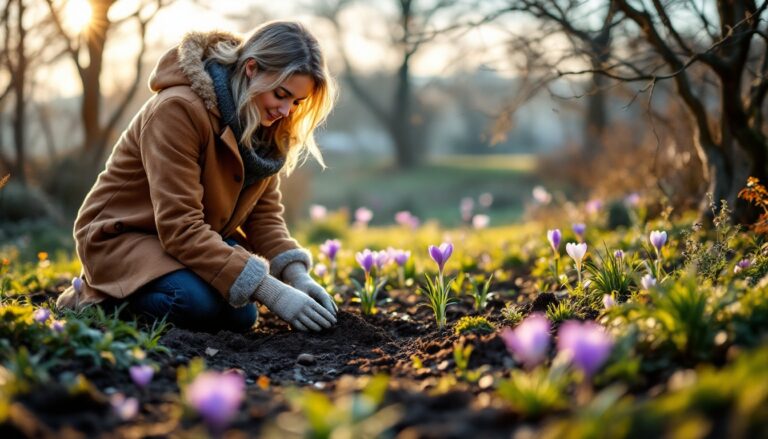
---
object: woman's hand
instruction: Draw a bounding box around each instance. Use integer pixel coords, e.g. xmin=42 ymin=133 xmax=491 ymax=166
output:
xmin=281 ymin=262 xmax=338 ymax=316
xmin=251 ymin=275 xmax=336 ymax=331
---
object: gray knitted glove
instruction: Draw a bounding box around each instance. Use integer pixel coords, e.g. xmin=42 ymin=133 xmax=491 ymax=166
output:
xmin=251 ymin=275 xmax=336 ymax=331
xmin=282 ymin=262 xmax=338 ymax=316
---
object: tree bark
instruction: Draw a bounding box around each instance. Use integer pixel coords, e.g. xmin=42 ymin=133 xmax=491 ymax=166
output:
xmin=11 ymin=0 xmax=26 ymax=186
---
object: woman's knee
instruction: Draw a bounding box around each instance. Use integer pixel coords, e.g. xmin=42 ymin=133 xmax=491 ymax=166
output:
xmin=140 ymin=269 xmax=223 ymax=323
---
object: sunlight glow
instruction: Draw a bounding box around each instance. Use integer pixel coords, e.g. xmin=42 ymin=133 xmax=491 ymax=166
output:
xmin=63 ymin=0 xmax=93 ymax=34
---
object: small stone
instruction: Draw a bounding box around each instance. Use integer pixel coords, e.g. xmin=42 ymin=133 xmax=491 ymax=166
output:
xmin=246 ymin=378 xmax=255 ymax=385
xmin=324 ymin=368 xmax=338 ymax=378
xmin=174 ymin=355 xmax=187 ymax=365
xmin=297 ymin=353 xmax=316 ymax=366
xmin=437 ymin=360 xmax=450 ymax=371
xmin=205 ymin=347 xmax=219 ymax=357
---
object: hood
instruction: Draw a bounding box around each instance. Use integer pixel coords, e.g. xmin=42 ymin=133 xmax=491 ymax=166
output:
xmin=148 ymin=31 xmax=242 ymax=110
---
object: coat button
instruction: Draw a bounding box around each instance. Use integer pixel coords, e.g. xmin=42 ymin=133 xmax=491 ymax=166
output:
xmin=234 ymin=174 xmax=242 ymax=183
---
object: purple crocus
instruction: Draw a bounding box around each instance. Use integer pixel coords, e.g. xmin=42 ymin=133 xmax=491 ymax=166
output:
xmin=586 ymin=199 xmax=603 ymax=215
xmin=500 ymin=313 xmax=551 ymax=368
xmin=33 ymin=308 xmax=51 ymax=324
xmin=395 ymin=211 xmax=421 ymax=230
xmin=572 ymin=223 xmax=586 ymax=240
xmin=614 ymin=249 xmax=624 ymax=260
xmin=185 ymin=371 xmax=245 ymax=433
xmin=373 ymin=250 xmax=390 ymax=270
xmin=649 ymin=230 xmax=667 ymax=252
xmin=389 ymin=248 xmax=411 ymax=267
xmin=624 ymin=193 xmax=641 ymax=207
xmin=72 ymin=276 xmax=83 ymax=293
xmin=110 ymin=393 xmax=139 ymax=421
xmin=734 ymin=258 xmax=752 ymax=274
xmin=602 ymin=294 xmax=616 ymax=309
xmin=129 ymin=364 xmax=154 ymax=389
xmin=319 ymin=239 xmax=341 ymax=262
xmin=49 ymin=319 xmax=65 ymax=333
xmin=557 ymin=320 xmax=613 ymax=377
xmin=356 ymin=249 xmax=375 ymax=274
xmin=428 ymin=242 xmax=454 ymax=274
xmin=641 ymin=274 xmax=657 ymax=290
xmin=313 ymin=263 xmax=328 ymax=277
xmin=547 ymin=229 xmax=561 ymax=253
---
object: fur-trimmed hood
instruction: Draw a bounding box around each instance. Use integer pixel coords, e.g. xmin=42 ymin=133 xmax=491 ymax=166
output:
xmin=148 ymin=31 xmax=242 ymax=110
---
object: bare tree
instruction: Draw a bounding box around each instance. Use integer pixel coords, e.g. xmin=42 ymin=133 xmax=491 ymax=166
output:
xmin=479 ymin=0 xmax=767 ymax=222
xmin=315 ymin=0 xmax=460 ymax=168
xmin=44 ymin=0 xmax=175 ymax=165
xmin=1 ymin=0 xmax=66 ymax=185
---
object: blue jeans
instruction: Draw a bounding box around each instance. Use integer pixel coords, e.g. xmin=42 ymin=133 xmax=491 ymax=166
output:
xmin=125 ymin=239 xmax=257 ymax=333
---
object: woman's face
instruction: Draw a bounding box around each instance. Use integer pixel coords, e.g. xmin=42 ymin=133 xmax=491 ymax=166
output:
xmin=248 ymin=67 xmax=314 ymax=127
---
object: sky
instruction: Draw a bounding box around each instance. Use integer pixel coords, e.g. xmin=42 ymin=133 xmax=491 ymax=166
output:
xmin=39 ymin=0 xmax=540 ymax=99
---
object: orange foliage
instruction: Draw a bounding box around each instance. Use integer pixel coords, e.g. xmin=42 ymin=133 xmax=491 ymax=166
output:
xmin=738 ymin=177 xmax=768 ymax=234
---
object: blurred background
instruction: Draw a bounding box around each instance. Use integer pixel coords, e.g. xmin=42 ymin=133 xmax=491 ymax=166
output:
xmin=1 ymin=0 xmax=765 ymax=259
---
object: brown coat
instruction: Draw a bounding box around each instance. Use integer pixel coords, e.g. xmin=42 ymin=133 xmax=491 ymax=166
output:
xmin=56 ymin=31 xmax=310 ymax=310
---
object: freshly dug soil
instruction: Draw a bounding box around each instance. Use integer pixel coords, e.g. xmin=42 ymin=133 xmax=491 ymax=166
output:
xmin=4 ymin=288 xmax=525 ymax=438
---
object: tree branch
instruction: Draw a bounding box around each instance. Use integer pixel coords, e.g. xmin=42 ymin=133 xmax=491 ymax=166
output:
xmin=43 ymin=0 xmax=83 ymax=76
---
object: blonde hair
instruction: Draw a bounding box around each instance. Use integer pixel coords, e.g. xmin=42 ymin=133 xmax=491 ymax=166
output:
xmin=206 ymin=21 xmax=336 ymax=175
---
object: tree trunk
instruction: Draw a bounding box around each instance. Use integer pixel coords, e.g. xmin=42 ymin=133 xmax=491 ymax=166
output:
xmin=11 ymin=0 xmax=26 ymax=186
xmin=390 ymin=55 xmax=421 ymax=168
xmin=583 ymin=54 xmax=609 ymax=157
xmin=81 ymin=0 xmax=112 ymax=162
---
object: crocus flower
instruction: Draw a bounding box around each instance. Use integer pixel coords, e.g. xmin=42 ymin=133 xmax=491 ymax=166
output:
xmin=460 ymin=197 xmax=474 ymax=222
xmin=572 ymin=223 xmax=586 ymax=240
xmin=50 ymin=319 xmax=65 ymax=333
xmin=586 ymin=199 xmax=603 ymax=215
xmin=110 ymin=393 xmax=139 ymax=421
xmin=472 ymin=214 xmax=490 ymax=229
xmin=614 ymin=249 xmax=624 ymax=260
xmin=355 ymin=207 xmax=373 ymax=226
xmin=129 ymin=364 xmax=154 ymax=389
xmin=373 ymin=250 xmax=390 ymax=270
xmin=395 ymin=211 xmax=419 ymax=229
xmin=479 ymin=192 xmax=494 ymax=208
xmin=501 ymin=313 xmax=551 ymax=368
xmin=565 ymin=243 xmax=587 ymax=270
xmin=313 ymin=263 xmax=328 ymax=277
xmin=602 ymin=294 xmax=616 ymax=309
xmin=734 ymin=258 xmax=752 ymax=274
xmin=319 ymin=239 xmax=341 ymax=262
xmin=640 ymin=274 xmax=657 ymax=290
xmin=624 ymin=193 xmax=640 ymax=207
xmin=532 ymin=186 xmax=552 ymax=204
xmin=309 ymin=204 xmax=327 ymax=221
xmin=547 ymin=229 xmax=561 ymax=252
xmin=428 ymin=242 xmax=454 ymax=274
xmin=33 ymin=308 xmax=51 ymax=323
xmin=356 ymin=249 xmax=375 ymax=274
xmin=389 ymin=249 xmax=411 ymax=267
xmin=185 ymin=371 xmax=245 ymax=433
xmin=72 ymin=277 xmax=83 ymax=293
xmin=557 ymin=320 xmax=613 ymax=377
xmin=649 ymin=230 xmax=667 ymax=252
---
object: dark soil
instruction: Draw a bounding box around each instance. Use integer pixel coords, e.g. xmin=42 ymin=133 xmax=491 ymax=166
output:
xmin=4 ymin=288 xmax=530 ymax=438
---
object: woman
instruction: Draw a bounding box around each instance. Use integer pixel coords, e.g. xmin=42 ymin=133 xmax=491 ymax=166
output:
xmin=56 ymin=21 xmax=338 ymax=333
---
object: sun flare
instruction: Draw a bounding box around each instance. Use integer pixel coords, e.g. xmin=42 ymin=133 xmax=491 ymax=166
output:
xmin=63 ymin=0 xmax=93 ymax=33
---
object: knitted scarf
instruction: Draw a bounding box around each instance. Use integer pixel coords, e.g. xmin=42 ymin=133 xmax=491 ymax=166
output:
xmin=204 ymin=61 xmax=286 ymax=187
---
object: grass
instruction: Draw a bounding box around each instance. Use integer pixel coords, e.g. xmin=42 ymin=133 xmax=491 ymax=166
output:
xmin=301 ymin=152 xmax=540 ymax=227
